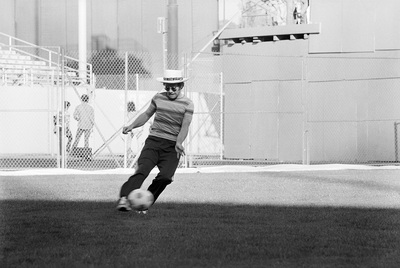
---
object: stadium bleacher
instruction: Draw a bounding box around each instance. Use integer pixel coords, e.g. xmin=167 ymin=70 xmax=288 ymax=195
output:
xmin=0 ymin=46 xmax=81 ymax=86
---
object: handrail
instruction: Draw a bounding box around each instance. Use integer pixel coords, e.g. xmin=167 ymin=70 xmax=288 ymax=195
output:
xmin=0 ymin=32 xmax=93 ymax=86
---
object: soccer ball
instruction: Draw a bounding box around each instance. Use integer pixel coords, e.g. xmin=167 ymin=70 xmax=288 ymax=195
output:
xmin=128 ymin=189 xmax=154 ymax=211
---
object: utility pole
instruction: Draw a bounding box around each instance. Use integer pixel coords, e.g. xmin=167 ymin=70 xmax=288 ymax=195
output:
xmin=167 ymin=0 xmax=178 ymax=69
xmin=78 ymin=0 xmax=87 ymax=81
xmin=157 ymin=17 xmax=167 ymax=70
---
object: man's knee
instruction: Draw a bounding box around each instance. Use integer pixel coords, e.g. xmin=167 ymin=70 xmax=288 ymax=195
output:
xmin=154 ymin=175 xmax=173 ymax=185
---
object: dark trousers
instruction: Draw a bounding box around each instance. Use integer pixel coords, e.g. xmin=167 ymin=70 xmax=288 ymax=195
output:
xmin=120 ymin=136 xmax=180 ymax=203
xmin=72 ymin=128 xmax=91 ymax=148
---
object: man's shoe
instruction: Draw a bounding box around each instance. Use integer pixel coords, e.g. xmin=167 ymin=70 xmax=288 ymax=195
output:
xmin=116 ymin=197 xmax=131 ymax=211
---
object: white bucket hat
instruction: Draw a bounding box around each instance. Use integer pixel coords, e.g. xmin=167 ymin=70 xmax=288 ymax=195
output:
xmin=156 ymin=69 xmax=189 ymax=83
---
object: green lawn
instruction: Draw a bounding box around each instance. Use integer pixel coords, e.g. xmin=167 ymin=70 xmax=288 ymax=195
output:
xmin=1 ymin=170 xmax=400 ymax=267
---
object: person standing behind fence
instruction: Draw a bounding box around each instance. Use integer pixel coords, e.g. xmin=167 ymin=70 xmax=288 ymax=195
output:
xmin=72 ymin=94 xmax=94 ymax=149
xmin=53 ymin=101 xmax=73 ymax=153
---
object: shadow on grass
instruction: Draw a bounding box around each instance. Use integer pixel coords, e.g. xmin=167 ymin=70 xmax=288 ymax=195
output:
xmin=1 ymin=200 xmax=400 ymax=268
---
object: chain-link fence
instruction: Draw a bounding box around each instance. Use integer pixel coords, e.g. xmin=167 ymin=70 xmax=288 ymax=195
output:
xmin=0 ymin=50 xmax=224 ymax=170
xmin=1 ymin=49 xmax=400 ymax=170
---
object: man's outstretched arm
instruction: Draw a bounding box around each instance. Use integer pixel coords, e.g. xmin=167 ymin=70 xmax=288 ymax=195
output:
xmin=122 ymin=106 xmax=155 ymax=134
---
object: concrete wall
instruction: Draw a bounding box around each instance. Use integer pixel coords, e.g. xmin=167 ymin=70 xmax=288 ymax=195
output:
xmin=309 ymin=0 xmax=400 ymax=53
xmin=221 ymin=0 xmax=400 ymax=163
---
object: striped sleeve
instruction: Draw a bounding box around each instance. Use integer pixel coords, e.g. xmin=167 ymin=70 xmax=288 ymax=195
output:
xmin=145 ymin=96 xmax=157 ymax=116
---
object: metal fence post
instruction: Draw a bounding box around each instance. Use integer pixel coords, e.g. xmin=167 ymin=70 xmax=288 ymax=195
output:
xmin=302 ymin=56 xmax=309 ymax=165
xmin=123 ymin=52 xmax=129 ymax=168
xmin=60 ymin=48 xmax=66 ymax=168
xmin=395 ymin=122 xmax=399 ymax=162
xmin=183 ymin=53 xmax=188 ymax=168
xmin=220 ymin=72 xmax=224 ymax=160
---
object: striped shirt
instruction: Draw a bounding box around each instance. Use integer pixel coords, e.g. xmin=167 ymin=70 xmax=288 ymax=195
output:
xmin=148 ymin=92 xmax=194 ymax=141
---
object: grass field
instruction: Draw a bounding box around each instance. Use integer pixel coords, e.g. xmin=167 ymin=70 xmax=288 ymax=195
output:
xmin=1 ymin=166 xmax=400 ymax=267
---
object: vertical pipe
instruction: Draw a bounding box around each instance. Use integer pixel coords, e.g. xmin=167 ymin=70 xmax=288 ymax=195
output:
xmin=124 ymin=52 xmax=128 ymax=168
xmin=13 ymin=0 xmax=17 ymax=39
xmin=61 ymin=48 xmax=66 ymax=168
xmin=55 ymin=48 xmax=61 ymax=164
xmin=35 ymin=0 xmax=40 ymax=56
xmin=163 ymin=25 xmax=168 ymax=70
xmin=78 ymin=0 xmax=87 ymax=80
xmin=223 ymin=0 xmax=225 ymax=22
xmin=167 ymin=0 xmax=178 ymax=69
xmin=395 ymin=122 xmax=399 ymax=162
xmin=301 ymin=56 xmax=306 ymax=165
xmin=301 ymin=56 xmax=310 ymax=165
xmin=158 ymin=17 xmax=168 ymax=70
xmin=183 ymin=54 xmax=188 ymax=168
xmin=220 ymin=72 xmax=224 ymax=160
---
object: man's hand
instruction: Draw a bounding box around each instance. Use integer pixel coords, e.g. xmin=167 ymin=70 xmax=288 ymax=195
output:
xmin=175 ymin=143 xmax=185 ymax=158
xmin=122 ymin=126 xmax=133 ymax=134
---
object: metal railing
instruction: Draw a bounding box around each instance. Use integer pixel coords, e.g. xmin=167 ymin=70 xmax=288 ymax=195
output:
xmin=0 ymin=32 xmax=93 ymax=86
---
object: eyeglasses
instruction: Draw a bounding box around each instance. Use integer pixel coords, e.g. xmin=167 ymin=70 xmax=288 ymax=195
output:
xmin=164 ymin=84 xmax=181 ymax=92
